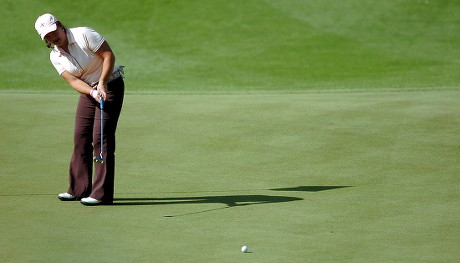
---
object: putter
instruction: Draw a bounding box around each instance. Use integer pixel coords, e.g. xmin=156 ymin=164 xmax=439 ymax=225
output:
xmin=94 ymin=98 xmax=105 ymax=164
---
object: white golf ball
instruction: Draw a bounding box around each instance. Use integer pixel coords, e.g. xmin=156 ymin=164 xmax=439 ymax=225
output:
xmin=241 ymin=245 xmax=248 ymax=253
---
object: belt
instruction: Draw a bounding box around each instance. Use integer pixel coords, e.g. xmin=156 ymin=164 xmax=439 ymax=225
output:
xmin=91 ymin=65 xmax=125 ymax=87
xmin=107 ymin=65 xmax=125 ymax=83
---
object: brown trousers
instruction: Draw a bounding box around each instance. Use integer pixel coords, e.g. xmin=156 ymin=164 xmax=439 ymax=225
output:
xmin=68 ymin=77 xmax=124 ymax=203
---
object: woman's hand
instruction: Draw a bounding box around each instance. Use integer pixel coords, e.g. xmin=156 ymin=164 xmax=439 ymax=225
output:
xmin=89 ymin=83 xmax=107 ymax=102
xmin=90 ymin=86 xmax=105 ymax=102
xmin=96 ymin=82 xmax=107 ymax=101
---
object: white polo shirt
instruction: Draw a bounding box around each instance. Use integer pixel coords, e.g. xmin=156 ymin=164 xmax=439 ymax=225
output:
xmin=50 ymin=27 xmax=106 ymax=85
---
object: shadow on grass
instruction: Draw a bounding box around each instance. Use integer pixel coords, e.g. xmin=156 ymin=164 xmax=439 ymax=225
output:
xmin=113 ymin=195 xmax=302 ymax=207
xmin=112 ymin=195 xmax=304 ymax=217
xmin=270 ymin=185 xmax=351 ymax=192
xmin=111 ymin=185 xmax=350 ymax=209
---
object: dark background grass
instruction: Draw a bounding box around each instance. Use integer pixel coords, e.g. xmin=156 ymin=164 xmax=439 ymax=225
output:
xmin=1 ymin=0 xmax=460 ymax=92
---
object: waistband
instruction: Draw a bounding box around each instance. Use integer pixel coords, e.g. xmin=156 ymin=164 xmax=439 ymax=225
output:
xmin=91 ymin=65 xmax=125 ymax=87
xmin=107 ymin=65 xmax=125 ymax=83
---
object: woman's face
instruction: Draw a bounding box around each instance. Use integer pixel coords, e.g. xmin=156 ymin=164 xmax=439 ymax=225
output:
xmin=44 ymin=24 xmax=67 ymax=47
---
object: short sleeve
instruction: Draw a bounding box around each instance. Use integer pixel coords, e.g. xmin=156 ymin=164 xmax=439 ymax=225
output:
xmin=50 ymin=50 xmax=65 ymax=75
xmin=82 ymin=27 xmax=105 ymax=52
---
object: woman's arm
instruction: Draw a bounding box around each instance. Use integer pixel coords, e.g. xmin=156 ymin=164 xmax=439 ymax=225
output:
xmin=61 ymin=71 xmax=94 ymax=95
xmin=95 ymin=41 xmax=116 ymax=100
xmin=60 ymin=40 xmax=115 ymax=102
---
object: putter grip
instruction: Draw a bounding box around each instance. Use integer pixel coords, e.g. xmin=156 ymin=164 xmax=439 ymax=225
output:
xmin=100 ymin=98 xmax=104 ymax=110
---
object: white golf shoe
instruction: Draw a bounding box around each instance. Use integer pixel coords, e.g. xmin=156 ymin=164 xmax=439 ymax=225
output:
xmin=81 ymin=197 xmax=103 ymax=206
xmin=58 ymin=193 xmax=77 ymax=201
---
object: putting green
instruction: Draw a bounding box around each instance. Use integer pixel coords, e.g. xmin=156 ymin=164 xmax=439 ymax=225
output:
xmin=1 ymin=0 xmax=460 ymax=261
xmin=1 ymin=90 xmax=458 ymax=262
xmin=2 ymin=0 xmax=460 ymax=92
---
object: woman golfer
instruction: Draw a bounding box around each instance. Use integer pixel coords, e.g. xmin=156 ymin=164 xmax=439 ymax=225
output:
xmin=35 ymin=14 xmax=124 ymax=206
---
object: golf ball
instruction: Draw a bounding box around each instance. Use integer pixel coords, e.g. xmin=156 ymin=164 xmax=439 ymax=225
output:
xmin=241 ymin=245 xmax=248 ymax=253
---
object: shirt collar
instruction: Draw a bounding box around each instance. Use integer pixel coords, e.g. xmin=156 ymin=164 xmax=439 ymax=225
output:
xmin=66 ymin=28 xmax=76 ymax=45
xmin=53 ymin=28 xmax=76 ymax=55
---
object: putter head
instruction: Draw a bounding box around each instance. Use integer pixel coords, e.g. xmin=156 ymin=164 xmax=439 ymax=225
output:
xmin=93 ymin=156 xmax=105 ymax=164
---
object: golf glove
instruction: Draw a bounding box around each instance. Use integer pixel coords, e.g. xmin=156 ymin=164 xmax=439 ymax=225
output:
xmin=90 ymin=89 xmax=100 ymax=100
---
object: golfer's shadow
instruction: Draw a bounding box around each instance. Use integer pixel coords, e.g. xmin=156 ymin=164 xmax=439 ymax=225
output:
xmin=112 ymin=186 xmax=350 ymax=217
xmin=112 ymin=195 xmax=302 ymax=207
xmin=112 ymin=185 xmax=351 ymax=207
xmin=112 ymin=195 xmax=303 ymax=217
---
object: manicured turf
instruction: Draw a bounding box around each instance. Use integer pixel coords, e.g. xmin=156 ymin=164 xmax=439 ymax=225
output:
xmin=2 ymin=0 xmax=460 ymax=92
xmin=1 ymin=0 xmax=459 ymax=262
xmin=1 ymin=91 xmax=459 ymax=262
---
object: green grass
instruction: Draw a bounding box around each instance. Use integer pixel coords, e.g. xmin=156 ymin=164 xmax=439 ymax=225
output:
xmin=2 ymin=0 xmax=460 ymax=92
xmin=1 ymin=91 xmax=459 ymax=262
xmin=1 ymin=0 xmax=460 ymax=262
